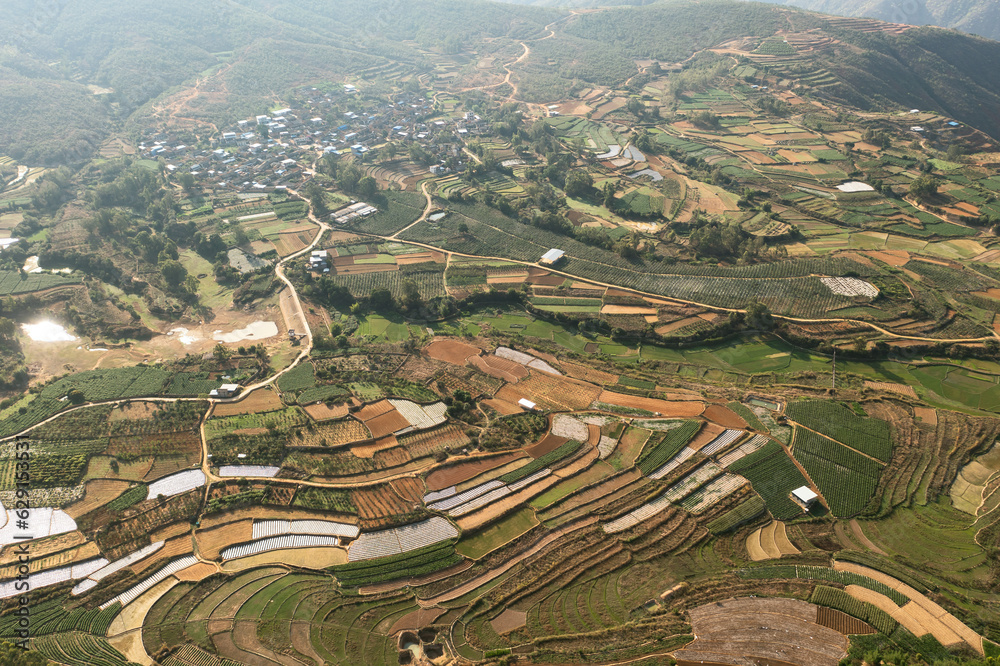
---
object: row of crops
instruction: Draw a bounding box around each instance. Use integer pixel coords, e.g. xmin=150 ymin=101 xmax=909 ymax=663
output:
xmin=32 ymin=633 xmax=132 ymax=666
xmin=727 ymin=441 xmax=807 ymax=520
xmin=404 ymin=207 xmax=866 ymax=316
xmin=0 ymin=367 xmax=177 ymax=438
xmin=737 ymin=565 xmax=907 ymax=605
xmin=810 ymin=586 xmax=898 ymax=635
xmin=499 ymin=439 xmax=583 ymax=484
xmin=319 ymin=267 xmax=446 ymax=301
xmin=792 ymin=428 xmax=884 ymax=517
xmin=0 ymin=269 xmax=80 ymax=294
xmin=785 ymin=401 xmax=893 ymax=462
xmin=635 ymin=420 xmax=701 ymax=475
xmin=0 ymin=597 xmax=122 ymax=638
xmin=331 ymin=541 xmax=462 ymax=586
xmin=706 ymin=495 xmax=766 ymax=534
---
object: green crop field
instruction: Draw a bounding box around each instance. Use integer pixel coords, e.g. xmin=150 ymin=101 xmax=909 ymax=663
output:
xmin=728 ymin=441 xmax=808 ymax=520
xmin=792 ymin=428 xmax=884 ymax=517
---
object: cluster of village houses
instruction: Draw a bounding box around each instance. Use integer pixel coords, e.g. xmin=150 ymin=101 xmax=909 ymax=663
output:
xmin=137 ymin=85 xmax=487 ymax=196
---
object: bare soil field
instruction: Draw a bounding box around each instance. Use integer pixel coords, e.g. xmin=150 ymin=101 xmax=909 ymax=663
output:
xmin=213 ymin=389 xmax=283 ymax=416
xmin=174 ymin=562 xmax=218 ymax=581
xmin=225 ymin=547 xmax=347 ymax=572
xmin=687 ymin=422 xmax=726 ymax=451
xmin=597 ymin=390 xmax=705 ymax=417
xmin=703 ymin=404 xmax=748 ymax=429
xmin=864 ymin=381 xmax=917 ymax=398
xmin=196 ymin=519 xmax=254 ymax=559
xmin=482 ymin=397 xmax=523 ymax=415
xmin=352 ymin=485 xmax=415 ymax=522
xmin=425 ymin=452 xmax=525 ymax=490
xmin=656 ymin=317 xmax=704 ymax=335
xmin=390 ymin=476 xmax=425 ymax=502
xmin=559 ymin=361 xmax=619 ymax=386
xmin=526 ymin=433 xmax=570 ymax=458
xmin=497 ymin=372 xmax=602 ymax=411
xmin=469 ymin=354 xmax=524 ymax=383
xmin=837 ymin=563 xmax=982 ymax=653
xmin=64 ymin=479 xmax=132 ymax=518
xmin=351 ymin=435 xmax=399 ymax=458
xmin=366 ymin=409 xmax=411 ymax=439
xmin=913 ymin=406 xmax=937 ymax=425
xmin=600 ymin=304 xmax=658 ymax=315
xmin=304 ymin=402 xmax=351 ymax=420
xmin=389 ymin=608 xmax=447 ymax=634
xmin=483 ymin=354 xmax=529 ymax=379
xmin=491 ymin=609 xmax=528 ymax=634
xmin=356 ymin=400 xmax=396 ymax=421
xmin=425 ymin=338 xmax=481 ymax=364
xmin=108 ymin=402 xmax=160 ymax=421
xmin=677 ymin=597 xmax=848 ymax=666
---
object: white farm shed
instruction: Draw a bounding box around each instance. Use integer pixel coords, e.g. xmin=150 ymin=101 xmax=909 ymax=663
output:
xmin=791 ymin=486 xmax=819 ymax=511
xmin=540 ymin=248 xmax=565 ymax=265
xmin=518 ymin=398 xmax=538 ymax=411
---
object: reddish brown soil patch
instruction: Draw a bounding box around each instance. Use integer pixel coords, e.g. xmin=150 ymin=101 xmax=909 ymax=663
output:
xmin=469 ymin=354 xmax=525 ymax=383
xmin=526 ymin=268 xmax=565 ymax=286
xmin=174 ymin=562 xmax=217 ymax=582
xmin=560 ymin=361 xmax=619 ymax=386
xmin=686 ymin=422 xmax=725 ymax=451
xmin=389 ymin=608 xmax=447 ymax=634
xmin=425 ymin=452 xmax=525 ymax=491
xmin=913 ymin=407 xmax=937 ymax=425
xmin=65 ymin=480 xmax=132 ymax=519
xmin=865 ymin=250 xmax=910 ymax=266
xmin=482 ymin=398 xmax=523 ymax=415
xmin=490 ymin=609 xmax=527 ymax=634
xmin=356 ymin=400 xmax=395 ymax=421
xmin=424 ymin=338 xmax=481 ymax=365
xmin=587 ymin=423 xmax=601 ymax=447
xmin=526 ymin=433 xmax=569 ymax=458
xmin=365 ymin=409 xmax=410 ymax=439
xmin=350 ymin=435 xmax=398 ymax=458
xmin=597 ymin=390 xmax=704 ymax=417
xmin=864 ymin=381 xmax=917 ymax=398
xmin=352 ymin=485 xmax=414 ymax=522
xmin=703 ymin=404 xmax=748 ymax=429
xmin=304 ymin=403 xmax=351 ymax=421
xmin=213 ymin=389 xmax=283 ymax=416
xmin=390 ymin=477 xmax=425 ymax=503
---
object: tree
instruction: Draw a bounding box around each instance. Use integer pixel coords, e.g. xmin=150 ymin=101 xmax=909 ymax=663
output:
xmin=744 ymin=301 xmax=774 ymax=330
xmin=401 ymin=278 xmax=421 ymax=311
xmin=368 ymin=288 xmax=394 ymax=311
xmin=304 ymin=182 xmax=329 ymax=218
xmin=213 ymin=343 xmax=232 ymax=363
xmin=357 ymin=176 xmax=378 ymax=199
xmin=909 ymin=175 xmax=939 ymax=202
xmin=564 ymin=171 xmax=594 ymax=199
xmin=67 ymin=388 xmax=85 ymax=405
xmin=0 ymin=317 xmax=14 ymax=340
xmin=160 ymin=260 xmax=188 ymax=287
